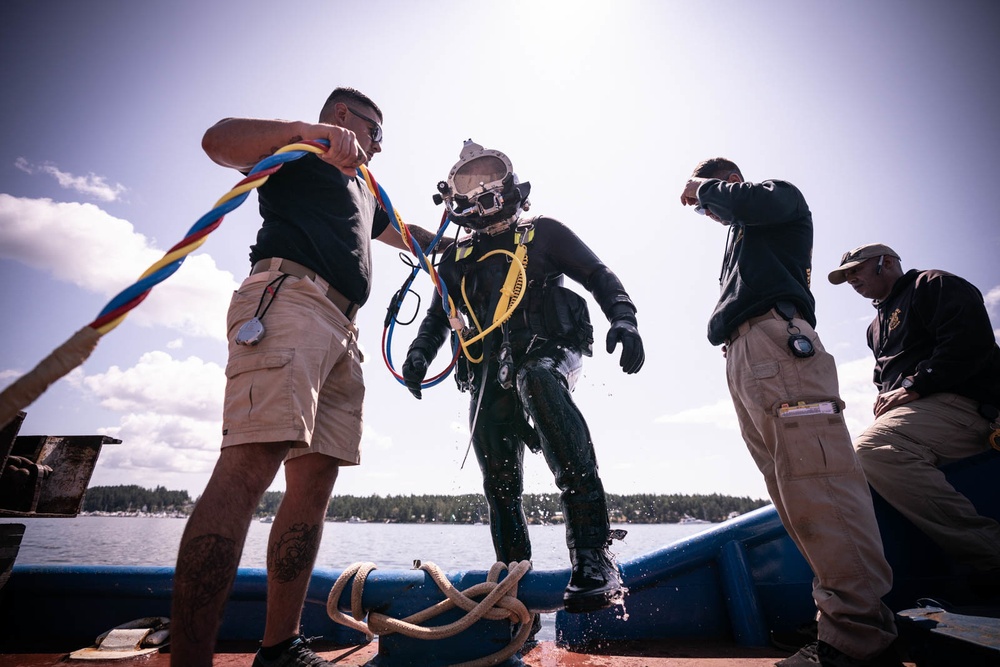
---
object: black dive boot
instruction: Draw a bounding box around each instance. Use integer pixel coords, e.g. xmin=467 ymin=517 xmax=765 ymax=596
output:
xmin=563 ymin=529 xmax=626 ymax=613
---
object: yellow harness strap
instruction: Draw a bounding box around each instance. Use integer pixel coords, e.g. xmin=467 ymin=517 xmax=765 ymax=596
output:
xmin=493 ymin=226 xmax=533 ymax=323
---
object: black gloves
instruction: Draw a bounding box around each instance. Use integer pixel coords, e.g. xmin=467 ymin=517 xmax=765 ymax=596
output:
xmin=606 ymin=318 xmax=644 ymax=374
xmin=402 ymin=350 xmax=429 ymax=399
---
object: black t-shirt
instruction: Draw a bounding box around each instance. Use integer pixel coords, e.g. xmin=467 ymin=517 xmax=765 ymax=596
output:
xmin=250 ymin=154 xmax=391 ymax=306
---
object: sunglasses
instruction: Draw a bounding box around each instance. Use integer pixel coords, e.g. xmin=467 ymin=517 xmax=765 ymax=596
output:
xmin=346 ymin=107 xmax=383 ymax=144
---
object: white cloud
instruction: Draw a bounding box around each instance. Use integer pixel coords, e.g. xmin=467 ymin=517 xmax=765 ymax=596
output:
xmin=361 ymin=425 xmax=394 ymax=451
xmin=654 ymin=398 xmax=739 ymax=431
xmin=0 ymin=194 xmax=234 ymax=340
xmin=985 ymin=285 xmax=1000 ymax=309
xmin=835 ymin=356 xmax=879 ymax=438
xmin=67 ymin=351 xmax=225 ymax=477
xmin=15 ymin=157 xmax=127 ymax=202
xmin=653 ymin=356 xmax=879 ymax=440
xmin=985 ymin=286 xmax=1000 ymax=333
xmin=76 ymin=350 xmax=224 ymax=421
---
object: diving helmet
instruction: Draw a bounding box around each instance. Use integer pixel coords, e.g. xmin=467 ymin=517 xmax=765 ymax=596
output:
xmin=433 ymin=140 xmax=531 ymax=232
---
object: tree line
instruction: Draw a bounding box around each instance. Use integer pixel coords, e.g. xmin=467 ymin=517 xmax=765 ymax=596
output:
xmin=84 ymin=485 xmax=770 ymax=524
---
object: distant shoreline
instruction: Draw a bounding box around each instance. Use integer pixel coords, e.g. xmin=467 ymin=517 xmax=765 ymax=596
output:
xmin=74 ymin=511 xmax=720 ymax=526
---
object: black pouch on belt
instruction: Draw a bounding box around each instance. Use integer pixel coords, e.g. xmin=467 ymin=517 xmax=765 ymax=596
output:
xmin=541 ymin=285 xmax=594 ymax=355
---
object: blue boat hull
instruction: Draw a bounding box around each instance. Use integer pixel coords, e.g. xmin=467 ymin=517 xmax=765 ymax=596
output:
xmin=2 ymin=450 xmax=997 ymax=665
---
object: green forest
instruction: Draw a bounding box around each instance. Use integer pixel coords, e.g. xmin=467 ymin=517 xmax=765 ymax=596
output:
xmin=83 ymin=485 xmax=770 ymax=524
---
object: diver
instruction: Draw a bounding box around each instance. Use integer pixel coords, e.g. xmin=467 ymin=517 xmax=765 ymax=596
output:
xmin=402 ymin=140 xmax=645 ymax=613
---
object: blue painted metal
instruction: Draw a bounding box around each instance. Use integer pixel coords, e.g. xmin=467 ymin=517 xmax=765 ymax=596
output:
xmin=2 ymin=450 xmax=997 ymax=665
xmin=721 ymin=539 xmax=769 ymax=646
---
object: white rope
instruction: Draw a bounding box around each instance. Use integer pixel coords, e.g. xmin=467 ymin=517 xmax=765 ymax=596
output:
xmin=326 ymin=560 xmax=534 ymax=667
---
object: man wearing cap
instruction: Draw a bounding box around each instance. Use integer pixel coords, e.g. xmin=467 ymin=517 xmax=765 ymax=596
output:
xmin=829 ymin=244 xmax=1000 ymax=592
xmin=680 ymin=158 xmax=900 ymax=667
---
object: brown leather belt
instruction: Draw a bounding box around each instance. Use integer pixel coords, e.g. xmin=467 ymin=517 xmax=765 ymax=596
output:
xmin=251 ymin=258 xmax=359 ymax=321
xmin=725 ymin=309 xmax=782 ymax=346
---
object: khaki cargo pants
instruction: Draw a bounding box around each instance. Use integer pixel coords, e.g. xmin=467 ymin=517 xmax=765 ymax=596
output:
xmin=725 ymin=310 xmax=897 ymax=660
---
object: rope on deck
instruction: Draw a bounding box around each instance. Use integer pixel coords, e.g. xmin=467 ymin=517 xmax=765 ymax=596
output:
xmin=326 ymin=560 xmax=534 ymax=667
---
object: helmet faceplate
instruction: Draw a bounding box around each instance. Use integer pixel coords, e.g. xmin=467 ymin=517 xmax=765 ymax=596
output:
xmin=434 ymin=140 xmax=530 ymax=232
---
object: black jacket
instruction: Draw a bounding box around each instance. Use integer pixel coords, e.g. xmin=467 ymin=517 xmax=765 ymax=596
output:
xmin=869 ymin=268 xmax=1000 ymax=405
xmin=697 ymin=179 xmax=816 ymax=345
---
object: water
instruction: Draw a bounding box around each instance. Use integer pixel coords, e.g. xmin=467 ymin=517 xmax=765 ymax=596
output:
xmin=1 ymin=517 xmax=716 ymax=643
xmin=1 ymin=516 xmax=714 ymax=570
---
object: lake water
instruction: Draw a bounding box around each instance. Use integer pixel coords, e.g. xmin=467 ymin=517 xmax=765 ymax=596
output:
xmin=1 ymin=516 xmax=715 ymax=570
xmin=1 ymin=517 xmax=716 ymax=643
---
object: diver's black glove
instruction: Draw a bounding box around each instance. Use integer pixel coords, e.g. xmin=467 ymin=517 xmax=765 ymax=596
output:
xmin=402 ymin=350 xmax=429 ymax=399
xmin=606 ymin=318 xmax=644 ymax=374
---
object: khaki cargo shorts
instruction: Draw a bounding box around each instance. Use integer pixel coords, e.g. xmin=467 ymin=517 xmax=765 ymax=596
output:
xmin=220 ymin=269 xmax=364 ymax=466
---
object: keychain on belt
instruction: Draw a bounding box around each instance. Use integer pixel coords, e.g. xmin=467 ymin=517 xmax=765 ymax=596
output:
xmin=236 ymin=274 xmax=289 ymax=346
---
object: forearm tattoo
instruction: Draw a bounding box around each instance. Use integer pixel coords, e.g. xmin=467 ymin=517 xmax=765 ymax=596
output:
xmin=257 ymin=134 xmax=305 ymax=162
xmin=269 ymin=522 xmax=321 ymax=583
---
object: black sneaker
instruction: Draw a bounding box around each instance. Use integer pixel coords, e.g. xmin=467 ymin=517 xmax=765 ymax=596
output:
xmin=775 ymin=640 xmax=903 ymax=667
xmin=771 ymin=620 xmax=819 ymax=652
xmin=252 ymin=636 xmax=332 ymax=667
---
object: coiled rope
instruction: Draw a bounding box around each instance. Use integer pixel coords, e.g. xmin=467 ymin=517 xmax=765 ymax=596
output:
xmin=326 ymin=560 xmax=534 ymax=667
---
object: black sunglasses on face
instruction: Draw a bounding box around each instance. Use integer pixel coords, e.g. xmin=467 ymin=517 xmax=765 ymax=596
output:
xmin=346 ymin=107 xmax=383 ymax=144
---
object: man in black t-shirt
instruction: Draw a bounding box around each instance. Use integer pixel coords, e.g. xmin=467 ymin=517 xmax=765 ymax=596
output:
xmin=171 ymin=87 xmax=435 ymax=667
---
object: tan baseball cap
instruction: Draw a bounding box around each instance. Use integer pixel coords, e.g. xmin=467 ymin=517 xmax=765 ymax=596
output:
xmin=828 ymin=243 xmax=900 ymax=285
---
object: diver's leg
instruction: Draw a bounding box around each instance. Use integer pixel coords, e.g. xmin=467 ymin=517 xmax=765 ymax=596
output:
xmin=517 ymin=344 xmax=622 ymax=612
xmin=471 ymin=383 xmax=531 ymax=563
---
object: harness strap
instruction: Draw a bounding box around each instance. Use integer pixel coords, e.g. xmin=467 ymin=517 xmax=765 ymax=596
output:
xmin=492 ymin=221 xmax=535 ymax=324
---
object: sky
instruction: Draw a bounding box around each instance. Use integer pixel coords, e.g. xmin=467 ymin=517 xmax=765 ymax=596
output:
xmin=1 ymin=0 xmax=998 ymax=503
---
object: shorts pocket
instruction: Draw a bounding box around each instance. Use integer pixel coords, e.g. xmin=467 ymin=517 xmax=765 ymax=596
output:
xmin=772 ymin=397 xmax=858 ymax=479
xmin=223 ymin=349 xmax=295 ymax=431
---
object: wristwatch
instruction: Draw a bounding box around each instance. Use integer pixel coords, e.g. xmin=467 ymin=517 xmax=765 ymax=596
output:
xmin=901 ymin=377 xmax=915 ymax=390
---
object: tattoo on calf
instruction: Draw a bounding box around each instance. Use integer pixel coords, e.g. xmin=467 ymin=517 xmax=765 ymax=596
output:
xmin=269 ymin=522 xmax=321 ymax=583
xmin=175 ymin=534 xmax=239 ymax=642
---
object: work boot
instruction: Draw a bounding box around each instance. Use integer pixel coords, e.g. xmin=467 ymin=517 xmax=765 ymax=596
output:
xmin=775 ymin=640 xmax=904 ymax=667
xmin=563 ymin=531 xmax=626 ymax=613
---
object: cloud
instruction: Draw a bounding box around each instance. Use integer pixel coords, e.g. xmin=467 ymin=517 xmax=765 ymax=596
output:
xmin=66 ymin=351 xmax=225 ymax=477
xmin=77 ymin=350 xmax=224 ymax=420
xmin=0 ymin=194 xmax=235 ymax=340
xmin=654 ymin=398 xmax=739 ymax=431
xmin=984 ymin=285 xmax=1000 ymax=335
xmin=985 ymin=285 xmax=1000 ymax=309
xmin=653 ymin=356 xmax=879 ymax=440
xmin=834 ymin=356 xmax=879 ymax=437
xmin=15 ymin=157 xmax=127 ymax=202
xmin=71 ymin=350 xmax=403 ymax=485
